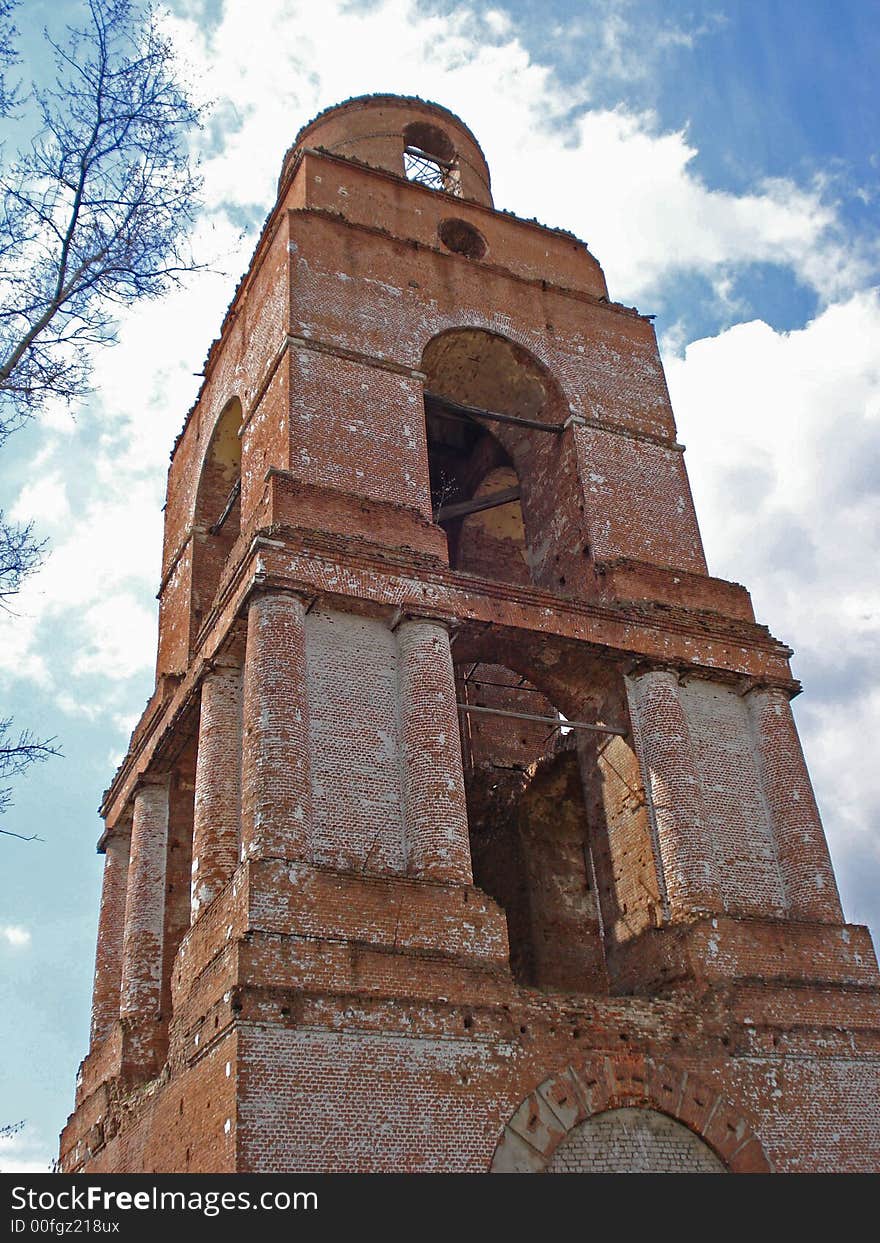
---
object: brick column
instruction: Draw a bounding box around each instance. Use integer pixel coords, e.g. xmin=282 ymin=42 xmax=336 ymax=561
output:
xmin=746 ymin=686 xmax=843 ymax=923
xmin=241 ymin=590 xmax=312 ymax=860
xmin=191 ymin=659 xmax=243 ymax=921
xmin=397 ymin=618 xmax=472 ymax=883
xmin=119 ymin=776 xmax=170 ymax=1063
xmin=89 ymin=827 xmax=130 ymax=1047
xmin=626 ymin=669 xmax=722 ymax=918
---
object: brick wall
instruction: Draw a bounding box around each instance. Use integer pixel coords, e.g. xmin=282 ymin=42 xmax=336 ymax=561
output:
xmin=546 ymin=1107 xmax=726 ymax=1173
xmin=61 ymin=94 xmax=880 ymax=1177
xmin=306 ymin=608 xmax=406 ymax=872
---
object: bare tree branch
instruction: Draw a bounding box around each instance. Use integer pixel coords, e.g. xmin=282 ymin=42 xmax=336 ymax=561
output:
xmin=0 ymin=0 xmax=205 ymax=415
xmin=0 ymin=1 xmax=204 ymax=826
xmin=0 ymin=717 xmax=62 ymax=814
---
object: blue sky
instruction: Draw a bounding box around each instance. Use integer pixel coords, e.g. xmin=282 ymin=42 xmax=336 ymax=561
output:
xmin=1 ymin=0 xmax=879 ymax=1171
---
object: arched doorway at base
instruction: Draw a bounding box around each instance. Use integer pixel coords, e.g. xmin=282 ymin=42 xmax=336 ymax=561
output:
xmin=490 ymin=1056 xmax=771 ymax=1174
xmin=547 ymin=1106 xmax=725 ymax=1173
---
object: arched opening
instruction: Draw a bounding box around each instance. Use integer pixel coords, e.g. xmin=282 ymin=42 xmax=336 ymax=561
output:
xmin=491 ymin=1058 xmax=770 ymax=1173
xmin=548 ymin=1107 xmax=728 ymax=1173
xmin=456 ymin=656 xmax=607 ymax=993
xmin=191 ymin=398 xmax=242 ymax=642
xmin=403 ymin=121 xmax=460 ymax=194
xmin=438 ymin=217 xmax=487 ymax=258
xmin=421 ymin=329 xmax=588 ymax=593
xmin=428 ymin=411 xmax=530 ymax=586
xmin=453 ymin=628 xmax=666 ymax=994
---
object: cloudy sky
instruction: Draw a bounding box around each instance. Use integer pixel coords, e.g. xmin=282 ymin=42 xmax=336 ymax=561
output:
xmin=1 ymin=0 xmax=878 ymax=1172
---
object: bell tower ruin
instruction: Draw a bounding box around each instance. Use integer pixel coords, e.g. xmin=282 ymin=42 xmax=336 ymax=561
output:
xmin=60 ymin=94 xmax=880 ymax=1174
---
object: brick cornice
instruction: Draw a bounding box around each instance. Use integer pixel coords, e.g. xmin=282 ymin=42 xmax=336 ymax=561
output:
xmin=100 ymin=530 xmax=798 ymax=829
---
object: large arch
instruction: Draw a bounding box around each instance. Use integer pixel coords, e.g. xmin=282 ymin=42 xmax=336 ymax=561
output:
xmin=420 ymin=328 xmax=592 ymax=596
xmin=457 ymin=655 xmax=607 ymax=993
xmin=452 ymin=623 xmax=666 ymax=983
xmin=490 ymin=1056 xmax=772 ymax=1173
xmin=190 ymin=397 xmax=243 ymax=644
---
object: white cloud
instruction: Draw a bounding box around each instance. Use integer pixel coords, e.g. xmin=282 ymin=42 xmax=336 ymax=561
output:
xmin=1 ymin=925 xmax=31 ymax=948
xmin=0 ymin=0 xmax=876 ymax=938
xmin=666 ymin=290 xmax=880 ymax=927
xmin=4 ymin=0 xmax=872 ymax=716
xmin=506 ymin=112 xmax=868 ymax=304
xmin=72 ymin=595 xmax=159 ymax=680
xmin=9 ymin=469 xmax=70 ymax=529
xmin=0 ymin=1123 xmax=54 ymax=1173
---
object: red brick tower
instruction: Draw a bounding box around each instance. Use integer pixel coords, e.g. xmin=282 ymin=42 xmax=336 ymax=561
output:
xmin=61 ymin=95 xmax=880 ymax=1174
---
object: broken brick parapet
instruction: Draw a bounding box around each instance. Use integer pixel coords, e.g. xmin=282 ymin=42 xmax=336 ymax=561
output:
xmin=594 ymin=556 xmax=755 ymax=620
xmin=292 ymin=147 xmax=606 ymax=298
xmin=608 ymin=915 xmax=880 ymax=996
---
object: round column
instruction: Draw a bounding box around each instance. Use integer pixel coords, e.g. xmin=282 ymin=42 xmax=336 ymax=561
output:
xmin=89 ymin=827 xmax=131 ymax=1046
xmin=746 ymin=685 xmax=843 ymax=922
xmin=397 ymin=617 xmax=472 ymax=883
xmin=191 ymin=659 xmax=243 ymax=921
xmin=119 ymin=776 xmax=170 ymax=1063
xmin=626 ymin=669 xmax=722 ymax=917
xmin=241 ymin=590 xmax=312 ymax=861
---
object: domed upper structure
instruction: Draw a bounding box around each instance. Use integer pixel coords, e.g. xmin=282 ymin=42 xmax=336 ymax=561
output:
xmin=279 ymin=94 xmax=493 ymax=207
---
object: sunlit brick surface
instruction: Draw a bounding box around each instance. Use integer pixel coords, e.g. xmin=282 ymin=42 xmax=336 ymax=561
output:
xmin=547 ymin=1108 xmax=726 ymax=1174
xmin=60 ymin=94 xmax=880 ymax=1175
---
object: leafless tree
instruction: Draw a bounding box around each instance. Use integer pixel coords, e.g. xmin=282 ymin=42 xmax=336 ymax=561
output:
xmin=0 ymin=0 xmax=204 ymax=820
xmin=0 ymin=0 xmax=203 ymax=414
xmin=0 ymin=720 xmax=58 ymax=833
xmin=0 ymin=1 xmax=17 ymax=119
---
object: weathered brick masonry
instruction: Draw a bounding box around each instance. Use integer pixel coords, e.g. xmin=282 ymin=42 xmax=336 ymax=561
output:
xmin=60 ymin=95 xmax=880 ymax=1174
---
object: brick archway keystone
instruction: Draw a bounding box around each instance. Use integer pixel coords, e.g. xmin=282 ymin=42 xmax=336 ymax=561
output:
xmin=490 ymin=1055 xmax=772 ymax=1173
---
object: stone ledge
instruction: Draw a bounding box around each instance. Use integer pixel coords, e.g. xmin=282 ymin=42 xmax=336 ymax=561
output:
xmin=609 ymin=916 xmax=880 ymax=997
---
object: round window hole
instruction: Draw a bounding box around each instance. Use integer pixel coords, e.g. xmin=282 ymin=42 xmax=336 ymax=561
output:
xmin=438 ymin=218 xmax=487 ymax=260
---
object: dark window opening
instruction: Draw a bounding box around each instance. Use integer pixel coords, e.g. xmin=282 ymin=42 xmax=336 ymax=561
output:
xmin=456 ymin=660 xmax=608 ymax=994
xmin=426 ymin=408 xmax=530 ymax=587
xmin=421 ymin=328 xmax=566 ymax=589
xmin=403 ymin=121 xmax=461 ymax=196
xmin=438 ymin=218 xmax=486 ymax=259
xmin=192 ymin=398 xmax=242 ymax=641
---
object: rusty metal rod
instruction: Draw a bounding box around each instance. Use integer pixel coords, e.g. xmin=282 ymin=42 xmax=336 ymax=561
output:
xmin=435 ymin=484 xmax=521 ymax=523
xmin=209 ymin=477 xmax=241 ymax=535
xmin=457 ymin=702 xmax=626 ymax=737
xmin=425 ymin=392 xmax=564 ymax=434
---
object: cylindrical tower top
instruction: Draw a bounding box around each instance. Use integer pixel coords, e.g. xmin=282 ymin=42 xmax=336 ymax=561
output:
xmin=280 ymin=94 xmax=493 ymax=207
